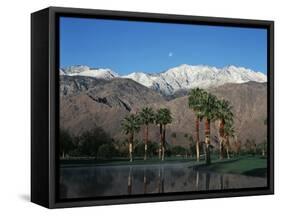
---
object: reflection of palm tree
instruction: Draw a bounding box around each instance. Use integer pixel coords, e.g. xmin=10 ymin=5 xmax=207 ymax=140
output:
xmin=161 ymin=166 xmax=165 ymax=193
xmin=157 ymin=166 xmax=161 ymax=193
xmin=157 ymin=165 xmax=165 ymax=193
xmin=188 ymin=88 xmax=205 ymax=162
xmin=201 ymin=92 xmax=218 ymax=164
xmin=139 ymin=107 xmax=155 ymax=160
xmin=156 ymin=108 xmax=172 ymax=160
xmin=225 ymin=175 xmax=230 ymax=189
xmin=121 ymin=114 xmax=141 ymax=162
xmin=205 ymin=172 xmax=210 ymax=190
xmin=220 ymin=174 xmax=224 ymax=190
xmin=128 ymin=167 xmax=132 ymax=195
xmin=196 ymin=171 xmax=200 ymax=190
xmin=216 ymin=99 xmax=234 ymax=159
xmin=143 ymin=168 xmax=147 ymax=194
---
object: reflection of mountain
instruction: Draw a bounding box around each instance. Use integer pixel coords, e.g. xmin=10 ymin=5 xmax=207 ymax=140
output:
xmin=61 ymin=64 xmax=267 ymax=95
xmin=60 ymin=72 xmax=267 ymax=148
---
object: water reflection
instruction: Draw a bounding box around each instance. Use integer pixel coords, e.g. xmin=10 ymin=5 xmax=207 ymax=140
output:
xmin=196 ymin=171 xmax=199 ymax=190
xmin=128 ymin=166 xmax=132 ymax=195
xmin=143 ymin=168 xmax=147 ymax=194
xmin=60 ymin=163 xmax=266 ymax=199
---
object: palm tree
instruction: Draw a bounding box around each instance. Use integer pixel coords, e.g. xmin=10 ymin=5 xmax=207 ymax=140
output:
xmin=162 ymin=109 xmax=172 ymax=160
xmin=155 ymin=108 xmax=172 ymax=160
xmin=121 ymin=114 xmax=141 ymax=162
xmin=201 ymin=92 xmax=218 ymax=165
xmin=224 ymin=119 xmax=235 ymax=159
xmin=139 ymin=107 xmax=155 ymax=160
xmin=188 ymin=88 xmax=205 ymax=162
xmin=184 ymin=133 xmax=194 ymax=158
xmin=155 ymin=110 xmax=164 ymax=160
xmin=216 ymin=99 xmax=234 ymax=159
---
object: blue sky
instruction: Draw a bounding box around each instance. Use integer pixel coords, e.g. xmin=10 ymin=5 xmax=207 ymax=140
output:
xmin=60 ymin=17 xmax=267 ymax=75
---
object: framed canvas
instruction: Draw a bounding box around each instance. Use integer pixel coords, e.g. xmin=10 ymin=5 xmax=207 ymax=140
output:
xmin=31 ymin=6 xmax=274 ymax=208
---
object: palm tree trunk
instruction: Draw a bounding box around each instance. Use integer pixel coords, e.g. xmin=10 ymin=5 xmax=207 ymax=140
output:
xmin=195 ymin=116 xmax=200 ymax=162
xmin=226 ymin=146 xmax=230 ymax=159
xmin=219 ymin=119 xmax=225 ymax=159
xmin=129 ymin=133 xmax=133 ymax=162
xmin=162 ymin=125 xmax=166 ymax=161
xmin=234 ymin=136 xmax=240 ymax=156
xmin=159 ymin=124 xmax=163 ymax=159
xmin=144 ymin=125 xmax=148 ymax=160
xmin=205 ymin=119 xmax=211 ymax=165
xmin=226 ymin=136 xmax=230 ymax=159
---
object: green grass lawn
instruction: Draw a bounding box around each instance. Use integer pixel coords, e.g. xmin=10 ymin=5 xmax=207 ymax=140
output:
xmin=195 ymin=156 xmax=267 ymax=177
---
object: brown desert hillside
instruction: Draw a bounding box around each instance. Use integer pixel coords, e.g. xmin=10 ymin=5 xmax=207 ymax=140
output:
xmin=60 ymin=76 xmax=267 ymax=150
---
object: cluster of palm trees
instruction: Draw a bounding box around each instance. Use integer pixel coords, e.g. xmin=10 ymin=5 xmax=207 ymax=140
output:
xmin=121 ymin=88 xmax=234 ymax=165
xmin=121 ymin=107 xmax=172 ymax=162
xmin=188 ymin=88 xmax=235 ymax=164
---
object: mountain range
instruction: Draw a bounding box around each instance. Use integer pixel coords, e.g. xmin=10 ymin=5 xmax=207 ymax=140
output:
xmin=60 ymin=64 xmax=266 ymax=95
xmin=60 ymin=72 xmax=267 ymax=149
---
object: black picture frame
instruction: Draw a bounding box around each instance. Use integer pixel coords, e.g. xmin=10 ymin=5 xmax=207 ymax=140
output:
xmin=31 ymin=6 xmax=274 ymax=209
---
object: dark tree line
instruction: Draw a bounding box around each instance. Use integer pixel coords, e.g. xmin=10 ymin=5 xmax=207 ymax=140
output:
xmin=60 ymin=127 xmax=116 ymax=159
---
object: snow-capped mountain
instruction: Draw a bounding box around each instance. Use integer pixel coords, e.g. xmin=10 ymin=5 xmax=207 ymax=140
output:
xmin=61 ymin=65 xmax=118 ymax=80
xmin=60 ymin=64 xmax=267 ymax=95
xmin=124 ymin=64 xmax=266 ymax=94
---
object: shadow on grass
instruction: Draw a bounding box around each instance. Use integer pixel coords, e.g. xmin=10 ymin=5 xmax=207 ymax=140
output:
xmin=243 ymin=168 xmax=267 ymax=178
xmin=193 ymin=158 xmax=240 ymax=170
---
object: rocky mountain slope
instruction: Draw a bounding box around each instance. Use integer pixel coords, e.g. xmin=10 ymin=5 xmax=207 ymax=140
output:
xmin=60 ymin=74 xmax=267 ymax=149
xmin=60 ymin=76 xmax=165 ymax=138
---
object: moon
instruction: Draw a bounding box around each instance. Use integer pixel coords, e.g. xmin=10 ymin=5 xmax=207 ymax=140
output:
xmin=168 ymin=52 xmax=173 ymax=57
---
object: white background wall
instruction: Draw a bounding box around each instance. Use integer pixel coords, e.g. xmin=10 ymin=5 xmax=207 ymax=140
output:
xmin=0 ymin=0 xmax=279 ymax=214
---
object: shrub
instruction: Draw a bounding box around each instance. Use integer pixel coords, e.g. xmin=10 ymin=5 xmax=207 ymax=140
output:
xmin=171 ymin=146 xmax=186 ymax=156
xmin=97 ymin=144 xmax=117 ymax=159
xmin=77 ymin=127 xmax=112 ymax=157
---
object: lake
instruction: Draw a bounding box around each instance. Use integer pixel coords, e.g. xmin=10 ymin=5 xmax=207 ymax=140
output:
xmin=59 ymin=163 xmax=267 ymax=199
